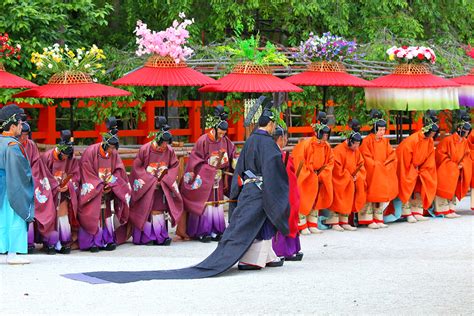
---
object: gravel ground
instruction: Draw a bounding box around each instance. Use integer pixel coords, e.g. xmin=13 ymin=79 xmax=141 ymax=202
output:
xmin=1 ymin=199 xmax=473 ymax=315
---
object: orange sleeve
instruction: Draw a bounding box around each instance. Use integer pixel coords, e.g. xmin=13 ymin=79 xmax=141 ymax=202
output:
xmin=396 ymin=136 xmax=418 ymax=203
xmin=314 ymin=144 xmax=334 ymax=210
xmin=435 ymin=137 xmax=459 ymax=199
xmin=292 ymin=139 xmax=318 ymax=216
xmin=457 ymin=142 xmax=472 ymax=200
xmin=359 ymin=137 xmax=376 ymax=183
xmin=329 ymin=145 xmax=355 ymax=214
xmin=419 ymin=146 xmax=437 ymax=209
xmin=353 ymin=150 xmax=367 ymax=212
xmin=385 ymin=141 xmax=397 ymax=167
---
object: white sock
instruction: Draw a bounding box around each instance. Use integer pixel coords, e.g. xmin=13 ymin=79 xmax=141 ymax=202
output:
xmin=7 ymin=252 xmax=17 ymax=259
xmin=55 ymin=241 xmax=62 ymax=251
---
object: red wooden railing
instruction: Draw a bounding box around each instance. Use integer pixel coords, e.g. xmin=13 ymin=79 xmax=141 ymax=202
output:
xmin=8 ymin=100 xmax=428 ymax=145
xmin=13 ymin=100 xmax=245 ymax=144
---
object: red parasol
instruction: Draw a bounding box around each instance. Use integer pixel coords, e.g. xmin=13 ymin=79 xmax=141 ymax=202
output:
xmin=365 ymin=63 xmax=460 ymax=142
xmin=369 ymin=74 xmax=459 ymax=88
xmin=13 ymin=71 xmax=131 ymax=134
xmin=285 ymin=61 xmax=373 ymax=87
xmin=284 ymin=61 xmax=372 ymax=112
xmin=365 ymin=64 xmax=459 ymax=111
xmin=199 ymin=63 xmax=302 ymax=137
xmin=452 ymin=68 xmax=474 ymax=107
xmin=113 ymin=55 xmax=217 ymax=119
xmin=14 ymin=72 xmax=130 ymax=99
xmin=452 ymin=69 xmax=474 ymax=85
xmin=199 ymin=63 xmax=302 ymax=93
xmin=113 ymin=63 xmax=216 ymax=87
xmin=0 ymin=63 xmax=38 ymax=88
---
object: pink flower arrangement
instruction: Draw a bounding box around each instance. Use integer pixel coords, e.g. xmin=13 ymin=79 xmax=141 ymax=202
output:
xmin=134 ymin=12 xmax=194 ymax=63
xmin=386 ymin=45 xmax=436 ymax=64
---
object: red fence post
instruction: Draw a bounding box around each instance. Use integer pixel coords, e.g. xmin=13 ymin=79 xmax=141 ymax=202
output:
xmin=234 ymin=115 xmax=245 ymax=141
xmin=137 ymin=101 xmax=155 ymax=144
xmin=189 ymin=101 xmax=201 ymax=142
xmin=37 ymin=104 xmax=57 ymax=144
xmin=95 ymin=123 xmax=107 ymax=143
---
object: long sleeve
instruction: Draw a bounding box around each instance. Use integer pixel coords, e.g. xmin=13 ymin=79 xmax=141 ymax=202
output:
xmin=6 ymin=143 xmax=34 ymax=222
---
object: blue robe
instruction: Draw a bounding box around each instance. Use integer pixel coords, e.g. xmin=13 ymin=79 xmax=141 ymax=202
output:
xmin=0 ymin=134 xmax=34 ymax=254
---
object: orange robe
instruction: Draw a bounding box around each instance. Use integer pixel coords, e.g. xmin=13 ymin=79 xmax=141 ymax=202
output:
xmin=435 ymin=133 xmax=472 ymax=200
xmin=292 ymin=137 xmax=334 ymax=216
xmin=328 ymin=141 xmax=366 ymax=214
xmin=396 ymin=131 xmax=437 ymax=209
xmin=467 ymin=130 xmax=474 ymax=188
xmin=359 ymin=134 xmax=398 ymax=202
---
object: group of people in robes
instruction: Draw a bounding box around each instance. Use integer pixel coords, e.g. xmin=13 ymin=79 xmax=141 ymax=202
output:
xmin=0 ymin=104 xmax=241 ymax=261
xmin=2 ymin=100 xmax=474 ymax=274
xmin=10 ymin=114 xmax=132 ymax=256
xmin=291 ymin=109 xmax=473 ymax=239
xmin=68 ymin=100 xmax=291 ymax=282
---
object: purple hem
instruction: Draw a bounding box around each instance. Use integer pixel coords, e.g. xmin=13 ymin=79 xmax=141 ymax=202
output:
xmin=186 ymin=205 xmax=226 ymax=238
xmin=272 ymin=232 xmax=301 ymax=257
xmin=62 ymin=273 xmax=111 ymax=284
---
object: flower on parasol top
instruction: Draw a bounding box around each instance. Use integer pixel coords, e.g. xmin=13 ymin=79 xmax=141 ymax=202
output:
xmin=218 ymin=34 xmax=291 ymax=67
xmin=0 ymin=33 xmax=21 ymax=61
xmin=295 ymin=32 xmax=361 ymax=62
xmin=30 ymin=44 xmax=106 ymax=78
xmin=386 ymin=45 xmax=436 ymax=64
xmin=134 ymin=12 xmax=194 ymax=63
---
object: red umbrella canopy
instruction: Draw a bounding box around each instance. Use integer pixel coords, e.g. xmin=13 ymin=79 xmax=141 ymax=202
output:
xmin=452 ymin=68 xmax=474 ymax=107
xmin=199 ymin=63 xmax=303 ymax=93
xmin=451 ymin=68 xmax=474 ymax=85
xmin=368 ymin=64 xmax=459 ymax=88
xmin=113 ymin=55 xmax=217 ymax=87
xmin=0 ymin=63 xmax=38 ymax=88
xmin=13 ymin=72 xmax=130 ymax=98
xmin=365 ymin=64 xmax=460 ymax=111
xmin=285 ymin=61 xmax=373 ymax=87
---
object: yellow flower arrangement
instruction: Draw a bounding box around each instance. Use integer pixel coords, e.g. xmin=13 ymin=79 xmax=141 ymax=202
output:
xmin=31 ymin=43 xmax=106 ymax=78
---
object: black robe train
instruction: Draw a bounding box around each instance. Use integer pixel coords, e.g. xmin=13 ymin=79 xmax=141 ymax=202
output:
xmin=64 ymin=129 xmax=290 ymax=283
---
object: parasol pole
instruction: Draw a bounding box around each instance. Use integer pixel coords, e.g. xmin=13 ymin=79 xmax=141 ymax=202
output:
xmin=322 ymin=86 xmax=328 ymax=112
xmin=200 ymin=92 xmax=206 ymax=135
xmin=408 ymin=109 xmax=412 ymax=135
xmin=398 ymin=111 xmax=403 ymax=144
xmin=395 ymin=112 xmax=399 ymax=144
xmin=69 ymin=98 xmax=76 ymax=140
xmin=164 ymin=86 xmax=169 ymax=121
xmin=398 ymin=111 xmax=403 ymax=143
xmin=284 ymin=92 xmax=290 ymax=130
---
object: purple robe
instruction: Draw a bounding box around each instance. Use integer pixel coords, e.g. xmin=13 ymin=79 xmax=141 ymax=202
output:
xmin=78 ymin=143 xmax=131 ymax=245
xmin=24 ymin=139 xmax=57 ymax=242
xmin=129 ymin=142 xmax=183 ymax=229
xmin=42 ymin=149 xmax=81 ymax=244
xmin=180 ymin=132 xmax=236 ymax=215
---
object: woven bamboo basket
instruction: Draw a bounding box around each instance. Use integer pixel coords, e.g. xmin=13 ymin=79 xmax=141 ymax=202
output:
xmin=48 ymin=71 xmax=93 ymax=84
xmin=145 ymin=55 xmax=187 ymax=68
xmin=232 ymin=62 xmax=272 ymax=75
xmin=308 ymin=61 xmax=346 ymax=72
xmin=393 ymin=63 xmax=431 ymax=75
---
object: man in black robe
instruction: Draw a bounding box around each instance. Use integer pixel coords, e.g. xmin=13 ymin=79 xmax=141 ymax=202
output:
xmin=67 ymin=98 xmax=290 ymax=283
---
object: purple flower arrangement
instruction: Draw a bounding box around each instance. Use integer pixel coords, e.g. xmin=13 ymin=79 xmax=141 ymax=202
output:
xmin=295 ymin=32 xmax=362 ymax=62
